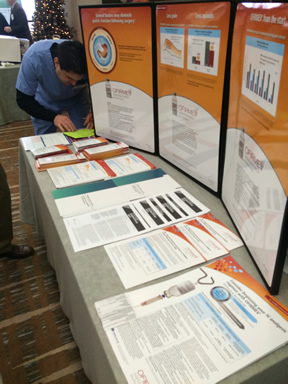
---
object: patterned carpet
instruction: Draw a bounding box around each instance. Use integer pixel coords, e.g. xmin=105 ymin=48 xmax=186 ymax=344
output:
xmin=0 ymin=121 xmax=91 ymax=384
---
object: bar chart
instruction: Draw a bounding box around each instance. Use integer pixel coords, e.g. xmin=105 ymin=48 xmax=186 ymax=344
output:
xmin=241 ymin=36 xmax=284 ymax=117
xmin=187 ymin=29 xmax=220 ymax=76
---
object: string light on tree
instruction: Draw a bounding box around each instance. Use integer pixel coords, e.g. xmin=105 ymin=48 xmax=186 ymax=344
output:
xmin=32 ymin=0 xmax=74 ymax=41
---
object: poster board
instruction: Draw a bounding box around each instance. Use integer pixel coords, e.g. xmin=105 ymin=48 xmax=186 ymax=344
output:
xmin=156 ymin=1 xmax=231 ymax=193
xmin=222 ymin=2 xmax=288 ymax=294
xmin=79 ymin=4 xmax=156 ymax=154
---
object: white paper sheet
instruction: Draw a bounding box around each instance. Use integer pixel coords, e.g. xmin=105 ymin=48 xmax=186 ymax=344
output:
xmin=95 ymin=256 xmax=288 ymax=384
xmin=64 ymin=188 xmax=210 ymax=252
xmin=47 ymin=161 xmax=108 ymax=188
xmin=55 ymin=174 xmax=181 ymax=218
xmin=21 ymin=133 xmax=70 ymax=151
xmin=105 ymin=214 xmax=240 ymax=289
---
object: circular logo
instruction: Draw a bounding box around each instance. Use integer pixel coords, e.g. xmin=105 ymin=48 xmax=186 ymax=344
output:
xmin=89 ymin=28 xmax=117 ymax=73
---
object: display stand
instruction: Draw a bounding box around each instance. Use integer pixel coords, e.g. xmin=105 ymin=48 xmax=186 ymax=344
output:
xmin=222 ymin=2 xmax=288 ymax=294
xmin=79 ymin=4 xmax=157 ymax=154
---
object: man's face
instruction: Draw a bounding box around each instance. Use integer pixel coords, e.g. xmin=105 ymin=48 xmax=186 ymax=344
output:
xmin=54 ymin=57 xmax=83 ymax=86
xmin=7 ymin=0 xmax=15 ymax=6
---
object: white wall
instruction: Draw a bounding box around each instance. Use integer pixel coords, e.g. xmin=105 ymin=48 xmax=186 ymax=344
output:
xmin=63 ymin=0 xmax=102 ymax=42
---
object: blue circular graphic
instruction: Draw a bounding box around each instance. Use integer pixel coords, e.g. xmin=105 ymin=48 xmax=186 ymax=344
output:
xmin=211 ymin=286 xmax=230 ymax=302
xmin=93 ymin=36 xmax=112 ymax=67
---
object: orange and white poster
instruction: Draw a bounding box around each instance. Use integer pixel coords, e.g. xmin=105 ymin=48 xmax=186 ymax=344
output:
xmin=156 ymin=2 xmax=231 ymax=192
xmin=80 ymin=5 xmax=155 ymax=153
xmin=222 ymin=3 xmax=288 ymax=292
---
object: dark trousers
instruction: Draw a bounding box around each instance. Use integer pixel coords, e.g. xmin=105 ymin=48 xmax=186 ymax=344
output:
xmin=0 ymin=164 xmax=13 ymax=254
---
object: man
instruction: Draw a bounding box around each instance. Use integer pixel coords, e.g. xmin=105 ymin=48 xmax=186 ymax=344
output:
xmin=4 ymin=0 xmax=33 ymax=45
xmin=16 ymin=39 xmax=93 ymax=135
xmin=0 ymin=164 xmax=34 ymax=260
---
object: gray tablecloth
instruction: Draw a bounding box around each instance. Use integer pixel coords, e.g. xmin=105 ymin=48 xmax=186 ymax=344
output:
xmin=0 ymin=65 xmax=29 ymax=126
xmin=19 ymin=140 xmax=288 ymax=384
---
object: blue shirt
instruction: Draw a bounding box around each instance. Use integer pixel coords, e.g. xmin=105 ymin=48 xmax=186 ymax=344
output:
xmin=16 ymin=39 xmax=90 ymax=134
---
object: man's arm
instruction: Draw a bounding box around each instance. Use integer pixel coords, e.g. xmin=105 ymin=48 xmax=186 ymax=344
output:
xmin=16 ymin=89 xmax=57 ymax=121
xmin=17 ymin=89 xmax=77 ymax=132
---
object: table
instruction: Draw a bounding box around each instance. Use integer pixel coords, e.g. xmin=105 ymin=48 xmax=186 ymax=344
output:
xmin=19 ymin=140 xmax=288 ymax=384
xmin=0 ymin=64 xmax=29 ymax=126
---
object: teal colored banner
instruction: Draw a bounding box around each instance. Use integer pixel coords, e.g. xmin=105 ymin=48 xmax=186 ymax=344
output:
xmin=52 ymin=168 xmax=166 ymax=199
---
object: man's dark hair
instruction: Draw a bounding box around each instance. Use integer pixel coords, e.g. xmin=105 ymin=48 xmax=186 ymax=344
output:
xmin=56 ymin=40 xmax=87 ymax=75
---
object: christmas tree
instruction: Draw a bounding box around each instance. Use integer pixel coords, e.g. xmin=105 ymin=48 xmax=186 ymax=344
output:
xmin=32 ymin=0 xmax=73 ymax=41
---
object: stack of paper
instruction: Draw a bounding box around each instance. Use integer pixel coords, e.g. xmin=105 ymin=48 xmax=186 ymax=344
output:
xmin=72 ymin=137 xmax=108 ymax=152
xmin=31 ymin=145 xmax=71 ymax=159
xmin=35 ymin=152 xmax=87 ymax=172
xmin=47 ymin=153 xmax=157 ymax=189
xmin=83 ymin=142 xmax=129 ymax=160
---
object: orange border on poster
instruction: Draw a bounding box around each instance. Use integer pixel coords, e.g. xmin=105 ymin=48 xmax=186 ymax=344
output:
xmin=80 ymin=6 xmax=154 ymax=97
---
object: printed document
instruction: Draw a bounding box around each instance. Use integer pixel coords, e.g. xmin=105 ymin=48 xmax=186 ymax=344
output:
xmin=55 ymin=174 xmax=181 ymax=218
xmin=64 ymin=188 xmax=209 ymax=252
xmin=95 ymin=255 xmax=288 ymax=384
xmin=21 ymin=133 xmax=69 ymax=151
xmin=47 ymin=161 xmax=108 ymax=189
xmin=105 ymin=214 xmax=242 ymax=288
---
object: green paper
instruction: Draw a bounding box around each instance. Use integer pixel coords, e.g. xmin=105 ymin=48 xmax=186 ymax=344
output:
xmin=63 ymin=128 xmax=94 ymax=139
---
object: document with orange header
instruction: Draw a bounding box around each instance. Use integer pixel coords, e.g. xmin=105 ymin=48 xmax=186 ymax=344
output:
xmin=47 ymin=161 xmax=109 ymax=188
xmin=105 ymin=213 xmax=242 ymax=289
xmin=47 ymin=153 xmax=156 ymax=189
xmin=95 ymin=255 xmax=288 ymax=384
xmin=35 ymin=153 xmax=87 ymax=172
xmin=64 ymin=188 xmax=209 ymax=252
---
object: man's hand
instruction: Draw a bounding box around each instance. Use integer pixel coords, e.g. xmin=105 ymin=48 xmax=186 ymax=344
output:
xmin=54 ymin=114 xmax=76 ymax=132
xmin=83 ymin=112 xmax=94 ymax=130
xmin=4 ymin=26 xmax=12 ymax=33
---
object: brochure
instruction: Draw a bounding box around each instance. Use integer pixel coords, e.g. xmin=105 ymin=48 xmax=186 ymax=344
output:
xmin=35 ymin=152 xmax=87 ymax=172
xmin=72 ymin=137 xmax=108 ymax=152
xmin=95 ymin=255 xmax=288 ymax=384
xmin=21 ymin=133 xmax=70 ymax=151
xmin=83 ymin=142 xmax=129 ymax=160
xmin=54 ymin=174 xmax=181 ymax=218
xmin=48 ymin=153 xmax=156 ymax=189
xmin=47 ymin=160 xmax=110 ymax=188
xmin=105 ymin=214 xmax=242 ymax=289
xmin=64 ymin=188 xmax=209 ymax=252
xmin=31 ymin=144 xmax=71 ymax=159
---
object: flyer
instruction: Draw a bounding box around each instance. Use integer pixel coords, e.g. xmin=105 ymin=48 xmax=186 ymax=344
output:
xmin=105 ymin=213 xmax=242 ymax=289
xmin=54 ymin=174 xmax=180 ymax=218
xmin=95 ymin=255 xmax=288 ymax=384
xmin=47 ymin=153 xmax=156 ymax=189
xmin=64 ymin=188 xmax=209 ymax=252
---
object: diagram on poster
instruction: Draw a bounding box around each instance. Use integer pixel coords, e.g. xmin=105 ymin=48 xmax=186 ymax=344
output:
xmin=241 ymin=36 xmax=284 ymax=117
xmin=89 ymin=27 xmax=117 ymax=73
xmin=160 ymin=27 xmax=185 ymax=68
xmin=187 ymin=29 xmax=220 ymax=76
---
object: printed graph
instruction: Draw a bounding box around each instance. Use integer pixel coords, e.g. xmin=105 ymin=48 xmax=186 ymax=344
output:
xmin=160 ymin=27 xmax=185 ymax=69
xmin=187 ymin=29 xmax=221 ymax=76
xmin=241 ymin=36 xmax=284 ymax=117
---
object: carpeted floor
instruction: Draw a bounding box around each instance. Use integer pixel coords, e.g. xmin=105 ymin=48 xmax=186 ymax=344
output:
xmin=0 ymin=121 xmax=91 ymax=384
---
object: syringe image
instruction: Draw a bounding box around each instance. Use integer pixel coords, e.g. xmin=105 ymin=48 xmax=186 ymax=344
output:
xmin=141 ymin=280 xmax=196 ymax=306
xmin=141 ymin=268 xmax=214 ymax=306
